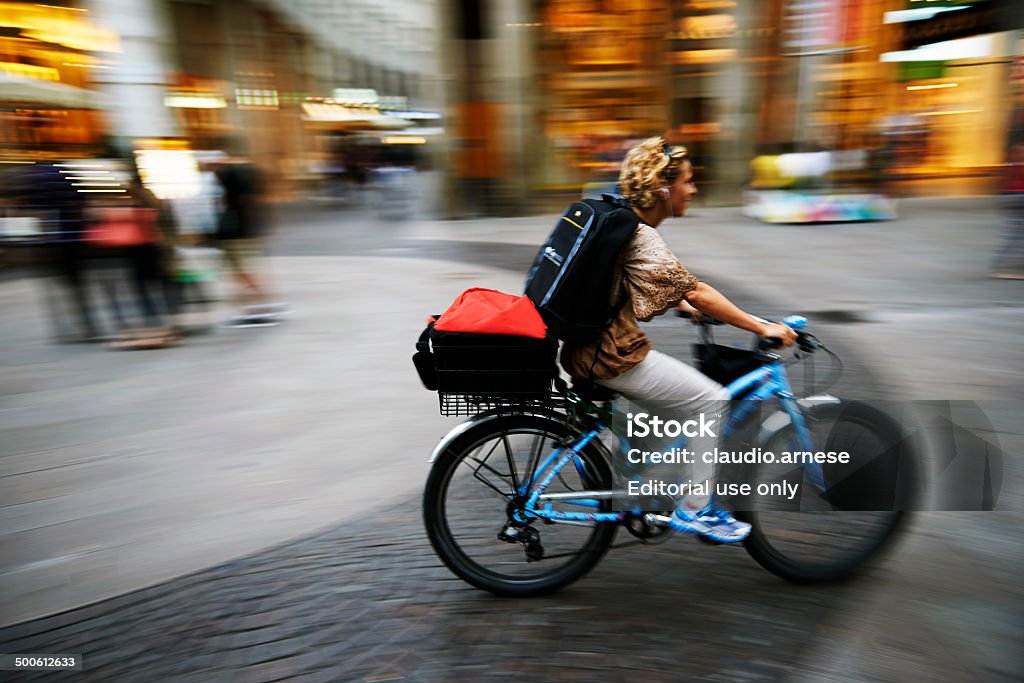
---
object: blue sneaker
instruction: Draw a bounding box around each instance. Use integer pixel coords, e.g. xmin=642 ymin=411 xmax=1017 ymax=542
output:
xmin=667 ymin=502 xmax=751 ymax=543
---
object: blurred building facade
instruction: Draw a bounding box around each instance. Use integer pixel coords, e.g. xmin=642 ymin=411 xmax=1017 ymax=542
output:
xmin=0 ymin=3 xmax=116 ymax=150
xmin=2 ymin=0 xmax=1021 ymax=213
xmin=437 ymin=0 xmax=1023 ymax=212
xmin=1 ymin=0 xmax=443 ymax=198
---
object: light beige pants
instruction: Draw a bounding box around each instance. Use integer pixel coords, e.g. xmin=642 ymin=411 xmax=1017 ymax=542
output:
xmin=599 ymin=350 xmax=729 ymax=509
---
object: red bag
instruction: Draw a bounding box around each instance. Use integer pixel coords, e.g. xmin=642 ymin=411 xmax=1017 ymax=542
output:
xmin=433 ymin=288 xmax=548 ymax=339
xmin=86 ymin=207 xmax=159 ymax=247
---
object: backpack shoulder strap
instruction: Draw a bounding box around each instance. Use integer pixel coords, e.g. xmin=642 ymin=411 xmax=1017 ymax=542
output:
xmin=599 ymin=193 xmax=631 ymax=209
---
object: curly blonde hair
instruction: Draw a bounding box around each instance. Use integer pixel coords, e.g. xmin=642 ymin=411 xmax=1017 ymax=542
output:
xmin=618 ymin=137 xmax=687 ymax=209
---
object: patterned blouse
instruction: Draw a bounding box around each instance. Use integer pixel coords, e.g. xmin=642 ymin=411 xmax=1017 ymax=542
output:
xmin=561 ymin=224 xmax=699 ymax=380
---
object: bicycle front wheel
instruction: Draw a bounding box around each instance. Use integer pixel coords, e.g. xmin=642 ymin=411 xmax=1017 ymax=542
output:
xmin=739 ymin=400 xmax=919 ymax=583
xmin=423 ymin=412 xmax=617 ymax=597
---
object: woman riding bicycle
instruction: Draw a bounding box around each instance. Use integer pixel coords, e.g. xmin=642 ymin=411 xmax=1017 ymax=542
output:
xmin=561 ymin=136 xmax=797 ymax=542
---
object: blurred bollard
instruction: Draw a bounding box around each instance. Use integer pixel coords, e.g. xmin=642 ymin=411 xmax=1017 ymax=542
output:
xmin=991 ymin=143 xmax=1024 ymax=279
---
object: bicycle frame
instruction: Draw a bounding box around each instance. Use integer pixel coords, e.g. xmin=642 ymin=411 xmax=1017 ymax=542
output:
xmin=514 ymin=358 xmax=827 ymax=526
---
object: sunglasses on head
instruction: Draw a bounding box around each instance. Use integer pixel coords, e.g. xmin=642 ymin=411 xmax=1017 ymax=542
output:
xmin=662 ymin=143 xmax=687 ymax=183
xmin=663 ymin=144 xmax=687 ymax=160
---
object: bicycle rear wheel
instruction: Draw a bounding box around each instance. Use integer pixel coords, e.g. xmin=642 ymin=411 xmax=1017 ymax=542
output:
xmin=739 ymin=400 xmax=919 ymax=583
xmin=423 ymin=412 xmax=617 ymax=597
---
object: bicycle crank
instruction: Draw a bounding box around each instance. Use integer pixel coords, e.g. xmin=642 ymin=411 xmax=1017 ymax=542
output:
xmin=624 ymin=512 xmax=674 ymax=544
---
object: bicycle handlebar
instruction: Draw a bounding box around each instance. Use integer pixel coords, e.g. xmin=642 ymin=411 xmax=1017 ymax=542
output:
xmin=677 ymin=309 xmax=840 ymax=390
xmin=677 ymin=310 xmax=820 ymax=353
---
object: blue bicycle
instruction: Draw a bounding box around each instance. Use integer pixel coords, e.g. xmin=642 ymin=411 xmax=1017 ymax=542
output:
xmin=422 ymin=316 xmax=919 ymax=596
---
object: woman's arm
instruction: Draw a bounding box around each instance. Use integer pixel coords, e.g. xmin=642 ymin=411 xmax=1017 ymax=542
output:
xmin=682 ymin=282 xmax=797 ymax=345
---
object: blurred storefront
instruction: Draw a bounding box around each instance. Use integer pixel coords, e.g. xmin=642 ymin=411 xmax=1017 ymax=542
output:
xmin=2 ymin=0 xmax=442 ymax=202
xmin=538 ymin=0 xmax=669 ymax=193
xmin=5 ymin=0 xmax=1019 ymax=213
xmin=0 ymin=2 xmax=117 ymax=157
xmin=874 ymin=1 xmax=1022 ymax=195
xmin=452 ymin=0 xmax=1021 ymax=213
xmin=505 ymin=0 xmax=795 ymax=206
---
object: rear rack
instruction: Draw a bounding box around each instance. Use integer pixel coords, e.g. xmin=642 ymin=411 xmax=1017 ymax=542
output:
xmin=438 ymin=390 xmax=564 ymax=417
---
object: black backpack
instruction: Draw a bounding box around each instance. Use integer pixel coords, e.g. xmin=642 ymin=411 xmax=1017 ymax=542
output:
xmin=525 ymin=195 xmax=639 ymax=343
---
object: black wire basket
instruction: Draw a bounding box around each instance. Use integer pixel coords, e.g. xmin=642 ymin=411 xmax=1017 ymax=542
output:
xmin=438 ymin=385 xmax=561 ymax=417
xmin=422 ymin=327 xmax=560 ymax=417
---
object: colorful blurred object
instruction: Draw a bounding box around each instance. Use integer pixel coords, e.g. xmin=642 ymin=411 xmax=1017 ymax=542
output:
xmin=743 ymin=190 xmax=898 ymax=224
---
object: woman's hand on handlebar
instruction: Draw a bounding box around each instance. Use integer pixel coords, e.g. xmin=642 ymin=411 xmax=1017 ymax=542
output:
xmin=758 ymin=322 xmax=798 ymax=347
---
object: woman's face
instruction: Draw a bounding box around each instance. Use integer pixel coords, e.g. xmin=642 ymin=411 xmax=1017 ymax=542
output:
xmin=669 ymin=159 xmax=697 ymax=218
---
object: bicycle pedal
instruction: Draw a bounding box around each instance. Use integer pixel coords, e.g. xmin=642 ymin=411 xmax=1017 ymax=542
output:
xmin=644 ymin=514 xmax=674 ymax=528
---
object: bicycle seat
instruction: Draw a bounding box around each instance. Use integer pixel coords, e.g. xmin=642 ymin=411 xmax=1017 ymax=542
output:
xmin=571 ymin=378 xmax=618 ymax=402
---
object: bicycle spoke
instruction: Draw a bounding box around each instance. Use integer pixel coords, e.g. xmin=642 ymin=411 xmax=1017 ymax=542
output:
xmin=429 ymin=420 xmax=616 ymax=588
xmin=501 ymin=432 xmax=521 ymax=497
xmin=524 ymin=432 xmax=547 ymax=493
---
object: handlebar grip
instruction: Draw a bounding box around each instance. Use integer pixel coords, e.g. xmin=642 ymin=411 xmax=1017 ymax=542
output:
xmin=758 ymin=337 xmax=783 ymax=350
xmin=673 ymin=309 xmax=692 ymax=319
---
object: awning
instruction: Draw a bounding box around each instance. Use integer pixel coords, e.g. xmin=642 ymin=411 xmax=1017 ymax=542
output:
xmin=0 ymin=74 xmax=105 ymax=110
xmin=301 ymin=102 xmax=413 ymax=130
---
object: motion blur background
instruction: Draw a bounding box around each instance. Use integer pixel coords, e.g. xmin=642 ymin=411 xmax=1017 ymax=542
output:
xmin=0 ymin=0 xmax=1021 ymax=216
xmin=1 ymin=1 xmax=1022 ymax=681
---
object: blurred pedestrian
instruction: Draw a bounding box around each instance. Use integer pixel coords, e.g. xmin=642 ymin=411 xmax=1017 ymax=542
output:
xmin=992 ymin=143 xmax=1024 ymax=279
xmin=99 ymin=171 xmax=181 ymax=349
xmin=165 ymin=155 xmax=224 ymax=331
xmin=211 ymin=149 xmax=287 ymax=326
xmin=17 ymin=160 xmax=100 ymax=342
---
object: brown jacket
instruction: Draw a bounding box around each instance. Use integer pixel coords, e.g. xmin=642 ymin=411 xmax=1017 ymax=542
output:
xmin=561 ymin=224 xmax=698 ymax=380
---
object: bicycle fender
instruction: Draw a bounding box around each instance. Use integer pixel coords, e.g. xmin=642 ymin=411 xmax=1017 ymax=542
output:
xmin=427 ymin=408 xmax=570 ymax=463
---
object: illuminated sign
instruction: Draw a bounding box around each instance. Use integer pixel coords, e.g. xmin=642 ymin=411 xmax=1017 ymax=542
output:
xmin=882 ymin=35 xmax=994 ymax=62
xmin=674 ymin=49 xmax=737 ymax=64
xmin=333 ymin=88 xmax=379 ymax=105
xmin=684 ymin=0 xmax=736 ymax=8
xmin=164 ymin=94 xmax=227 ymax=109
xmin=673 ymin=14 xmax=736 ymax=41
xmin=235 ymin=89 xmax=279 ymax=109
xmin=134 ymin=149 xmax=202 ymax=199
xmin=0 ymin=2 xmax=120 ymax=52
xmin=382 ymin=136 xmax=426 ymax=145
xmin=0 ymin=63 xmax=59 ymax=80
xmin=378 ymin=95 xmax=408 ymax=111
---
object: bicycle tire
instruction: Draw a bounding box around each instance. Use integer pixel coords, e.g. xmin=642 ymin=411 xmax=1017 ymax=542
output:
xmin=738 ymin=400 xmax=919 ymax=583
xmin=423 ymin=412 xmax=617 ymax=597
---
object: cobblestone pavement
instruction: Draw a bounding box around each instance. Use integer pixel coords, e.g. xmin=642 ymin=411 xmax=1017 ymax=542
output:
xmin=2 ymin=198 xmax=1021 ymax=681
xmin=2 ymin=501 xmax=1020 ymax=682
